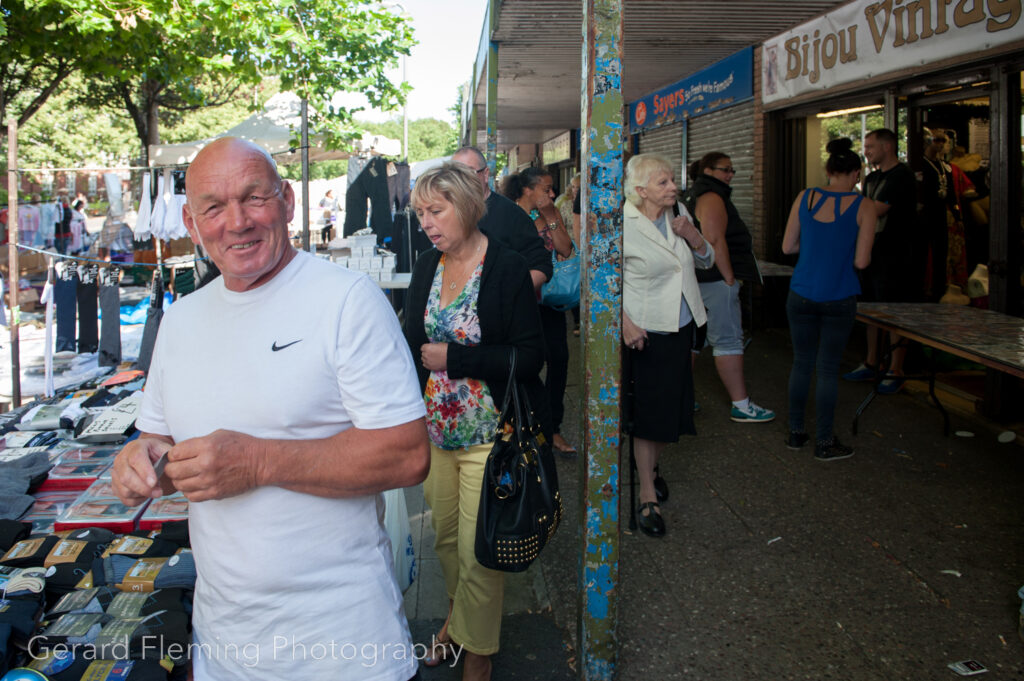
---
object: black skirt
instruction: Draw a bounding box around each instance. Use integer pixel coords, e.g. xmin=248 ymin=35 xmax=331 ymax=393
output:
xmin=624 ymin=322 xmax=696 ymax=443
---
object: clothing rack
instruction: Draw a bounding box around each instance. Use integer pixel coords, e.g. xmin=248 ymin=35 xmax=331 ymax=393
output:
xmin=13 ymin=164 xmax=188 ymax=174
xmin=12 ymin=243 xmax=207 ymax=269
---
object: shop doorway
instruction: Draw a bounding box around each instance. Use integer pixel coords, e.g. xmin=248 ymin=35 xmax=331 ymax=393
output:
xmin=907 ymin=88 xmax=992 ymax=304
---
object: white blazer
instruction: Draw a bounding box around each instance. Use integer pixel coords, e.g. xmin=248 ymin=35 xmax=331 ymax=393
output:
xmin=623 ymin=200 xmax=713 ymax=333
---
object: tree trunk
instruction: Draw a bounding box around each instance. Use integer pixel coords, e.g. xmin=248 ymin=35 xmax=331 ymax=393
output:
xmin=144 ymin=90 xmax=161 ymax=167
xmin=123 ymin=78 xmax=165 ymax=167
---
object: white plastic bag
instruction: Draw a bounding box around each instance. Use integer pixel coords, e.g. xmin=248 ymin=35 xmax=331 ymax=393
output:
xmin=383 ymin=487 xmax=416 ymax=593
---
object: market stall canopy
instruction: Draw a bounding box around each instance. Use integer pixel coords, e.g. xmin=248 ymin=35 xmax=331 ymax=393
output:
xmin=149 ymin=92 xmax=401 ymax=166
xmin=409 ymin=156 xmax=451 ymax=182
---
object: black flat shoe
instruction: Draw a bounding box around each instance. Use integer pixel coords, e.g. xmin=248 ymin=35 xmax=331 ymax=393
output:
xmin=637 ymin=502 xmax=665 ymax=538
xmin=653 ymin=475 xmax=669 ymax=503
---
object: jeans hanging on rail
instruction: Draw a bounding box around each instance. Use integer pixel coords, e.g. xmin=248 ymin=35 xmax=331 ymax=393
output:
xmin=76 ymin=265 xmax=99 ymax=354
xmin=54 ymin=262 xmax=78 ymax=353
xmin=136 ymin=274 xmax=164 ymax=373
xmin=387 ymin=161 xmax=411 ymax=212
xmin=98 ymin=267 xmax=121 ymax=367
xmin=343 ymin=157 xmax=393 ymax=245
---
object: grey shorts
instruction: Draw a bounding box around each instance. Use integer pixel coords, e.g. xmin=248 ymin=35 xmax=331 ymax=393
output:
xmin=698 ymin=279 xmax=744 ymax=356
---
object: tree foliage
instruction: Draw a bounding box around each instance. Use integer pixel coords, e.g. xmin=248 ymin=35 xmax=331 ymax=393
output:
xmin=359 ymin=117 xmax=458 ymax=163
xmin=11 ymin=0 xmax=414 ymax=162
xmin=818 ymin=109 xmax=909 ymax=165
xmin=13 ymin=75 xmax=271 ymax=174
xmin=16 ymin=74 xmax=137 ymax=173
xmin=279 ymin=117 xmax=459 ymax=181
xmin=0 ymin=0 xmax=113 ymax=135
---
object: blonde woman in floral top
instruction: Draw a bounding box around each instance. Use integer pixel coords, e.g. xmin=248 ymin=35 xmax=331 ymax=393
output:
xmin=403 ymin=162 xmax=547 ymax=681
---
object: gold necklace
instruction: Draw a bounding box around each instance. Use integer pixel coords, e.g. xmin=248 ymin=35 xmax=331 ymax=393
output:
xmin=925 ymin=157 xmax=948 ymax=199
xmin=443 ymin=241 xmax=483 ymax=290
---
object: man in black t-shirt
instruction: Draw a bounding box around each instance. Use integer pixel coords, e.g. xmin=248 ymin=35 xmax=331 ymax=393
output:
xmin=451 ymin=146 xmax=551 ymax=290
xmin=844 ymin=128 xmax=921 ymax=392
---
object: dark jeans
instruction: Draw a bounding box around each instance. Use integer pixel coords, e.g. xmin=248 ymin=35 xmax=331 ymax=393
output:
xmin=98 ymin=279 xmax=121 ymax=367
xmin=344 ymin=156 xmax=393 ymax=243
xmin=77 ymin=271 xmax=98 ymax=353
xmin=786 ymin=291 xmax=857 ymax=442
xmin=539 ymin=304 xmax=569 ymax=434
xmin=54 ymin=265 xmax=78 ymax=353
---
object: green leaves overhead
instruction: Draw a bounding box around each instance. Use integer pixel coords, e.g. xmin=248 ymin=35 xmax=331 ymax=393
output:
xmin=4 ymin=0 xmax=415 ymax=159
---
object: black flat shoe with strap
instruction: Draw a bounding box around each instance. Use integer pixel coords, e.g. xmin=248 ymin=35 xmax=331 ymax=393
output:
xmin=637 ymin=501 xmax=665 ymax=538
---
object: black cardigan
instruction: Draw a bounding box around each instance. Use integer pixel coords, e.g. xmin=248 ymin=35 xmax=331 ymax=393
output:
xmin=403 ymin=239 xmax=551 ymax=438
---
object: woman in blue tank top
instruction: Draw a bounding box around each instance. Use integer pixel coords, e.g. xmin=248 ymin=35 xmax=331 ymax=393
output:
xmin=781 ymin=138 xmax=877 ymax=461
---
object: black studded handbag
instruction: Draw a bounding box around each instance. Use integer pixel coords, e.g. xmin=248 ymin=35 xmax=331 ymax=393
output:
xmin=474 ymin=348 xmax=562 ymax=572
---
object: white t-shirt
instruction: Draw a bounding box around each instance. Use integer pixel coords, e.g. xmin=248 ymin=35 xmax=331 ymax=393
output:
xmin=137 ymin=251 xmax=426 ymax=681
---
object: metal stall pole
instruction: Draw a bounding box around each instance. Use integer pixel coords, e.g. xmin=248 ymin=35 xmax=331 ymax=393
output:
xmin=578 ymin=0 xmax=624 ymax=678
xmin=301 ymin=99 xmax=311 ymax=252
xmin=6 ymin=120 xmax=21 ymax=407
xmin=485 ymin=38 xmax=498 ymax=190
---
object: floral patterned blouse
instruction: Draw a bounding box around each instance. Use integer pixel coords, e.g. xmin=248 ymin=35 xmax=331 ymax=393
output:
xmin=423 ymin=256 xmax=500 ymax=449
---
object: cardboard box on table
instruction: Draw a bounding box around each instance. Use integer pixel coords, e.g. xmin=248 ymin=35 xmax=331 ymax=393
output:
xmin=36 ymin=447 xmax=120 ymax=492
xmin=0 ymin=249 xmax=48 ymax=278
xmin=137 ymin=492 xmax=189 ymax=531
xmin=54 ymin=495 xmax=149 ymax=534
xmin=3 ymin=286 xmax=40 ymax=312
xmin=19 ymin=490 xmax=82 ymax=534
xmin=37 ymin=458 xmax=112 ymax=491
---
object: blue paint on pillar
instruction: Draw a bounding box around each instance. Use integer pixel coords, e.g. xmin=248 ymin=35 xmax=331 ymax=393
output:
xmin=578 ymin=3 xmax=624 ymax=678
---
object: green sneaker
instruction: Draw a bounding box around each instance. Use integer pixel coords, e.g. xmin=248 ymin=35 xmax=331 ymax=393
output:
xmin=730 ymin=402 xmax=775 ymax=423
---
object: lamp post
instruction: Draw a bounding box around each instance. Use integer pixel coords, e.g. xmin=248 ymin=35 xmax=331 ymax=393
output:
xmin=387 ymin=2 xmax=410 ymax=161
xmin=403 ymin=53 xmax=409 ymax=161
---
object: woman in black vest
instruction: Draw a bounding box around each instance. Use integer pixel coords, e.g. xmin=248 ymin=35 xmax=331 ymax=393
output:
xmin=686 ymin=152 xmax=775 ymax=424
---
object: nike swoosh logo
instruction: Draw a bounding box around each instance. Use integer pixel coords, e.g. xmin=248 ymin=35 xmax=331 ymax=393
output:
xmin=271 ymin=340 xmax=302 ymax=352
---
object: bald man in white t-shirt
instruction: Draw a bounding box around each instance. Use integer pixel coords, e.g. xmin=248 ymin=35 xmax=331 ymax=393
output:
xmin=112 ymin=137 xmax=430 ymax=681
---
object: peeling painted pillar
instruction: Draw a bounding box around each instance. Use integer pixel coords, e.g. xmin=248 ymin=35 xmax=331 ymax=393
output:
xmin=469 ymin=67 xmax=479 ymax=147
xmin=578 ymin=0 xmax=623 ymax=679
xmin=486 ymin=40 xmax=499 ymax=192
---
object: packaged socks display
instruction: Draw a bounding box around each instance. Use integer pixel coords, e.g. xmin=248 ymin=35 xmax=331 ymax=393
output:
xmin=0 ymin=520 xmax=31 ymax=551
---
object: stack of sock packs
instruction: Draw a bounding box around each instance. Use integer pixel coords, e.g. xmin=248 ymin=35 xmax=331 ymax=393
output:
xmin=0 ymin=568 xmax=46 ymax=675
xmin=0 ymin=523 xmax=194 ymax=679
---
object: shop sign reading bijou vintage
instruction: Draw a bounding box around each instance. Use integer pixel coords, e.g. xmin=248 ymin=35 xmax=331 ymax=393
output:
xmin=762 ymin=0 xmax=1024 ymax=105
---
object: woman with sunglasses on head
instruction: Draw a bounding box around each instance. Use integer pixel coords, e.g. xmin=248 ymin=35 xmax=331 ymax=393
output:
xmin=781 ymin=138 xmax=877 ymax=461
xmin=502 ymin=167 xmax=577 ymax=456
xmin=686 ymin=152 xmax=775 ymax=424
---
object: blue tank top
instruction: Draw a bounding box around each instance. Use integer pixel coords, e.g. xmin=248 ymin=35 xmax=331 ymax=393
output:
xmin=790 ymin=189 xmax=863 ymax=302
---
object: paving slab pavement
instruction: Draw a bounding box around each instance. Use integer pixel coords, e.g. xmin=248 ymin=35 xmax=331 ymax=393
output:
xmin=404 ymin=320 xmax=1023 ymax=680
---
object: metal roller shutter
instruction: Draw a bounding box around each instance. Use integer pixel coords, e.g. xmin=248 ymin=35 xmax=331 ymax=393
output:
xmin=637 ymin=122 xmax=684 ymax=181
xmin=686 ymin=101 xmax=755 ymax=225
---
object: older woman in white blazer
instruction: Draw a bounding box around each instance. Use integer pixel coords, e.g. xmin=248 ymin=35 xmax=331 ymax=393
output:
xmin=622 ymin=153 xmax=714 ymax=538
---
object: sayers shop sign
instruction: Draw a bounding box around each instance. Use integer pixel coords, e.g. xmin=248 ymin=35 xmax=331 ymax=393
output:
xmin=628 ymin=47 xmax=753 ymax=134
xmin=762 ymin=0 xmax=1024 ymax=105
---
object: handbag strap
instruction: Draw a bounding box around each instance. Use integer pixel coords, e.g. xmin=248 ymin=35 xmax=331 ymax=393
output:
xmin=551 ymin=237 xmax=579 ymax=264
xmin=496 ymin=348 xmax=534 ymax=449
xmin=496 ymin=348 xmax=518 ymax=427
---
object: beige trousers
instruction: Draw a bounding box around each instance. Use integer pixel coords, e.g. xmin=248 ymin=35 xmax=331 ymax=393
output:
xmin=423 ymin=442 xmax=504 ymax=655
